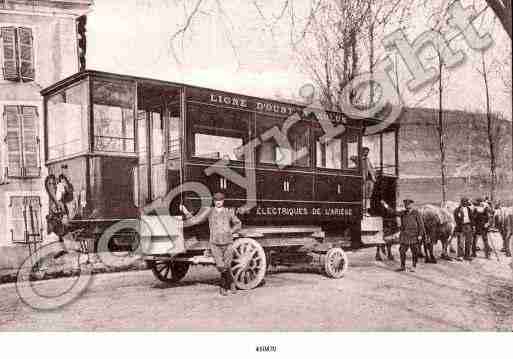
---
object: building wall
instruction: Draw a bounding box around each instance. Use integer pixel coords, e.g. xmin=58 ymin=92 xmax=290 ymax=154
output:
xmin=0 ymin=0 xmax=90 ymax=248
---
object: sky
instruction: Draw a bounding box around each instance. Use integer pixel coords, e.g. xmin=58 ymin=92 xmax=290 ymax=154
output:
xmin=86 ymin=0 xmax=512 ymax=120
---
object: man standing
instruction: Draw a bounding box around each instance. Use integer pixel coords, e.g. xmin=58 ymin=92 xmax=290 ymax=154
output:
xmin=382 ymin=199 xmax=426 ymax=272
xmin=180 ymin=192 xmax=242 ymax=296
xmin=362 ymin=147 xmax=376 ymax=216
xmin=472 ymin=198 xmax=492 ymax=259
xmin=453 ymin=197 xmax=474 ymax=261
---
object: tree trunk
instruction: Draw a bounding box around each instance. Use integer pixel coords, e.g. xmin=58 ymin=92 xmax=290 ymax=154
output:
xmin=438 ymin=53 xmax=447 ymax=205
xmin=368 ymin=19 xmax=375 ymax=106
xmin=482 ymin=54 xmax=496 ymax=202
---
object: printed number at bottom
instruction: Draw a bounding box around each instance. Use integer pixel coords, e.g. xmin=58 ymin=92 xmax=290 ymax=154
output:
xmin=256 ymin=345 xmax=277 ymax=352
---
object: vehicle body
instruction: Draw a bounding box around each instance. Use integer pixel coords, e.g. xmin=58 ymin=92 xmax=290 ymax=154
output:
xmin=41 ymin=70 xmax=399 ymax=289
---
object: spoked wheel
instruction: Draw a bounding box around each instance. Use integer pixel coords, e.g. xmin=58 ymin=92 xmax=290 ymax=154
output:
xmin=230 ymin=238 xmax=267 ymax=290
xmin=147 ymin=260 xmax=190 ymax=283
xmin=321 ymin=247 xmax=348 ymax=278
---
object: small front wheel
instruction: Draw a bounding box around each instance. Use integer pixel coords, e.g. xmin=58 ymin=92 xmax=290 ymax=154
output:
xmin=147 ymin=260 xmax=190 ymax=283
xmin=321 ymin=247 xmax=348 ymax=278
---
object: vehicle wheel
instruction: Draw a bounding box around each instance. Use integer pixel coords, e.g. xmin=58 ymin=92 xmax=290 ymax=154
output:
xmin=321 ymin=247 xmax=348 ymax=278
xmin=147 ymin=260 xmax=190 ymax=283
xmin=230 ymin=238 xmax=267 ymax=290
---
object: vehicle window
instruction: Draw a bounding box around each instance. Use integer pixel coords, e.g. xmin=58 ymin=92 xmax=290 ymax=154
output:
xmin=346 ymin=134 xmax=359 ymax=169
xmin=194 ymin=133 xmax=243 ymax=160
xmin=316 ymin=138 xmax=342 ymax=169
xmin=256 ymin=114 xmax=310 ymax=168
xmin=47 ymin=81 xmax=88 ymax=160
xmin=92 ymin=79 xmax=135 ymax=153
xmin=189 ymin=104 xmax=248 ymax=161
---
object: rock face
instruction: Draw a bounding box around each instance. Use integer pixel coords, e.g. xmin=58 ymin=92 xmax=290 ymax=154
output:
xmin=397 ymin=107 xmax=513 ymax=205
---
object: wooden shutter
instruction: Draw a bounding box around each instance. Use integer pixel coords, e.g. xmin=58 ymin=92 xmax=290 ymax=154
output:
xmin=9 ymin=196 xmax=26 ymax=243
xmin=1 ymin=26 xmax=19 ymax=81
xmin=21 ymin=106 xmax=40 ymax=177
xmin=16 ymin=27 xmax=34 ymax=82
xmin=25 ymin=196 xmax=42 ymax=240
xmin=3 ymin=105 xmax=22 ymax=177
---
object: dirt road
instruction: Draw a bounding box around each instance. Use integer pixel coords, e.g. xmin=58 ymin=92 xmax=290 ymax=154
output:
xmin=1 ymin=234 xmax=512 ymax=331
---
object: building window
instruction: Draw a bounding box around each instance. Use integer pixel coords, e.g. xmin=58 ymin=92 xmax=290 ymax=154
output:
xmin=3 ymin=105 xmax=40 ymax=178
xmin=9 ymin=195 xmax=42 ymax=244
xmin=0 ymin=26 xmax=35 ymax=82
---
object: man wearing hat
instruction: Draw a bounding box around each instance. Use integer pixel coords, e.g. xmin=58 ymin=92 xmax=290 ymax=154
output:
xmin=453 ymin=197 xmax=474 ymax=261
xmin=382 ymin=199 xmax=426 ymax=271
xmin=180 ymin=191 xmax=242 ymax=296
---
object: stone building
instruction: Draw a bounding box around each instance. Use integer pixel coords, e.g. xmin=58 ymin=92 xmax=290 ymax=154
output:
xmin=0 ymin=0 xmax=92 ymax=257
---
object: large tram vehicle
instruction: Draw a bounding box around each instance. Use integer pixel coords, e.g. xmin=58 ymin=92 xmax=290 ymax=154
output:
xmin=41 ymin=70 xmax=399 ymax=289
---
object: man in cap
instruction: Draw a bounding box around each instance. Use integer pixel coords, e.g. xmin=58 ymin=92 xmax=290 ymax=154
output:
xmin=180 ymin=191 xmax=242 ymax=296
xmin=453 ymin=197 xmax=474 ymax=261
xmin=382 ymin=199 xmax=426 ymax=272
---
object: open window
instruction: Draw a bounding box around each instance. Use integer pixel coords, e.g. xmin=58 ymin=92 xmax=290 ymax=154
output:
xmin=189 ymin=104 xmax=248 ymax=162
xmin=256 ymin=115 xmax=311 ymax=168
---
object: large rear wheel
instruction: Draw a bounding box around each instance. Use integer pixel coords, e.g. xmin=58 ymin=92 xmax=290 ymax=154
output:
xmin=230 ymin=238 xmax=266 ymax=290
xmin=147 ymin=260 xmax=190 ymax=283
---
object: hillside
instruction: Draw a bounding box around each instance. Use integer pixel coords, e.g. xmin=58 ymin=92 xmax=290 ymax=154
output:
xmin=397 ymin=107 xmax=513 ymax=204
xmin=398 ymin=107 xmax=512 ymax=180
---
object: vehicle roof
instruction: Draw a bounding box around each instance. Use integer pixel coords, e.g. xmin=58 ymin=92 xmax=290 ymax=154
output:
xmin=41 ymin=69 xmax=393 ymax=126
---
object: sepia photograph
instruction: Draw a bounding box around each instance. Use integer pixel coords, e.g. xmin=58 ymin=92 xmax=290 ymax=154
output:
xmin=0 ymin=0 xmax=512 ymax=355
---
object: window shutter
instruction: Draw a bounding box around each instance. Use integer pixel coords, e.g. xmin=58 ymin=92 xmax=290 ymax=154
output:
xmin=3 ymin=105 xmax=22 ymax=177
xmin=17 ymin=27 xmax=35 ymax=82
xmin=25 ymin=196 xmax=42 ymax=240
xmin=9 ymin=196 xmax=26 ymax=244
xmin=1 ymin=26 xmax=19 ymax=81
xmin=21 ymin=106 xmax=40 ymax=177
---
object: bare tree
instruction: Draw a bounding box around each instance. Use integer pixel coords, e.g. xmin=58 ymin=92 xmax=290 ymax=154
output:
xmin=436 ymin=46 xmax=449 ymax=204
xmin=477 ymin=52 xmax=498 ymax=201
xmin=291 ymin=0 xmax=373 ymax=111
xmin=363 ymin=0 xmax=414 ymax=105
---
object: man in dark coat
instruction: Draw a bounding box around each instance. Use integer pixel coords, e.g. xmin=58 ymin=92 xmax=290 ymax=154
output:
xmin=472 ymin=198 xmax=492 ymax=259
xmin=382 ymin=199 xmax=426 ymax=272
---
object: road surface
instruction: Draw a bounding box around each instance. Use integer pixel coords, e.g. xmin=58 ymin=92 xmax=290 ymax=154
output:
xmin=1 ymin=235 xmax=512 ymax=331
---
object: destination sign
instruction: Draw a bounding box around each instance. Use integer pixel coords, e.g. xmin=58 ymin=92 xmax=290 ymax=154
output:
xmin=187 ymin=87 xmax=357 ymax=126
